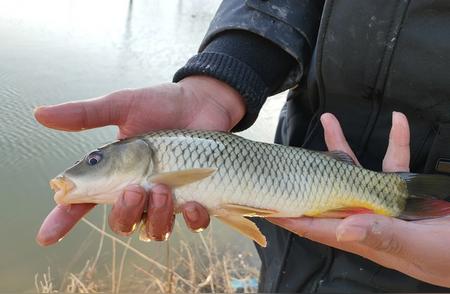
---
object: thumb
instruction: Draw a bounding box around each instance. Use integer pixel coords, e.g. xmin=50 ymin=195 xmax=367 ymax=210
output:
xmin=34 ymin=90 xmax=132 ymax=131
xmin=336 ymin=214 xmax=406 ymax=255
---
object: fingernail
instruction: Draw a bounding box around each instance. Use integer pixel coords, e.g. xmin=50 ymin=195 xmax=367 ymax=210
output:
xmin=392 ymin=111 xmax=406 ymax=124
xmin=392 ymin=111 xmax=399 ymax=123
xmin=36 ymin=234 xmax=52 ymax=246
xmin=36 ymin=224 xmax=62 ymax=246
xmin=123 ymin=187 xmax=143 ymax=207
xmin=336 ymin=225 xmax=367 ymax=242
xmin=151 ymin=191 xmax=168 ymax=209
xmin=185 ymin=206 xmax=199 ymax=223
xmin=150 ymin=233 xmax=170 ymax=241
xmin=117 ymin=222 xmax=137 ymax=236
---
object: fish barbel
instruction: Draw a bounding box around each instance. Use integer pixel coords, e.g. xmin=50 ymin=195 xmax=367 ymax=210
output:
xmin=50 ymin=130 xmax=450 ymax=246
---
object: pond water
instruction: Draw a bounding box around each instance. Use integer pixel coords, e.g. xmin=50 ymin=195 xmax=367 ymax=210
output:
xmin=0 ymin=0 xmax=285 ymax=291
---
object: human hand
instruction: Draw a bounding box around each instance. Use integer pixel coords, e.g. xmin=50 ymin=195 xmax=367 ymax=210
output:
xmin=269 ymin=112 xmax=450 ymax=287
xmin=35 ymin=76 xmax=245 ymax=245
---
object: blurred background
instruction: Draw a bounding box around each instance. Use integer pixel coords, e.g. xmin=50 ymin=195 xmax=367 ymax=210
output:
xmin=0 ymin=0 xmax=285 ymax=292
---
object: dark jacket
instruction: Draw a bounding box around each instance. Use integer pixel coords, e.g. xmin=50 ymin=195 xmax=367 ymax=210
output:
xmin=175 ymin=0 xmax=450 ymax=292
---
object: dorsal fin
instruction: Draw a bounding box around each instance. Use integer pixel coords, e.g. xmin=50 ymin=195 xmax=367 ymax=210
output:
xmin=324 ymin=150 xmax=356 ymax=165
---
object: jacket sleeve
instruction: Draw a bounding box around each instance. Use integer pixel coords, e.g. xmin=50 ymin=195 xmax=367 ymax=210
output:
xmin=174 ymin=0 xmax=324 ymax=131
xmin=201 ymin=0 xmax=324 ymax=91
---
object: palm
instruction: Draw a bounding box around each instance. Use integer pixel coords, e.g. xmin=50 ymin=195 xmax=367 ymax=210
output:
xmin=269 ymin=112 xmax=450 ymax=287
xmin=118 ymin=85 xmax=231 ymax=138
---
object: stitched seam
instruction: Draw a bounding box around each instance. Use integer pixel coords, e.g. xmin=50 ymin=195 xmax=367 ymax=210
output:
xmin=245 ymin=0 xmax=314 ymax=48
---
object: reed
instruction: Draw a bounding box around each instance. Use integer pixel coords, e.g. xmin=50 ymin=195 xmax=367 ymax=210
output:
xmin=35 ymin=206 xmax=259 ymax=293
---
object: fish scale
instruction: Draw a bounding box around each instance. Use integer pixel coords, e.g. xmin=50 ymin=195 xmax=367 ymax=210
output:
xmin=52 ymin=129 xmax=450 ymax=246
xmin=140 ymin=129 xmax=408 ymax=217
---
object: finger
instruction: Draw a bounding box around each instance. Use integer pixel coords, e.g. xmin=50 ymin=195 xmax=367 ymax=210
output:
xmin=182 ymin=202 xmax=210 ymax=232
xmin=268 ymin=217 xmax=342 ymax=245
xmin=36 ymin=203 xmax=96 ymax=246
xmin=268 ymin=216 xmax=375 ymax=256
xmin=337 ymin=214 xmax=450 ymax=285
xmin=320 ymin=113 xmax=360 ymax=165
xmin=270 ymin=215 xmax=450 ymax=285
xmin=146 ymin=184 xmax=175 ymax=241
xmin=383 ymin=111 xmax=410 ymax=172
xmin=109 ymin=185 xmax=146 ymax=236
xmin=268 ymin=215 xmax=403 ymax=267
xmin=268 ymin=215 xmax=408 ymax=265
xmin=34 ymin=90 xmax=132 ymax=132
xmin=336 ymin=214 xmax=410 ymax=256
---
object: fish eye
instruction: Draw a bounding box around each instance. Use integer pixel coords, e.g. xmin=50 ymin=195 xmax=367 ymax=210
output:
xmin=86 ymin=151 xmax=103 ymax=166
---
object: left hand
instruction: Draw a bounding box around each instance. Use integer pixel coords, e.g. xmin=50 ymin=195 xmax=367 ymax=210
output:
xmin=268 ymin=112 xmax=450 ymax=288
xmin=35 ymin=77 xmax=239 ymax=245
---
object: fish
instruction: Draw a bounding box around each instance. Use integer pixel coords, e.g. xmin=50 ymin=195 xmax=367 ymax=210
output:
xmin=50 ymin=129 xmax=450 ymax=247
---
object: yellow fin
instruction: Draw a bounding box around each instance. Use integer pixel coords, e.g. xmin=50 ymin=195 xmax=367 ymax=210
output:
xmin=149 ymin=168 xmax=216 ymax=188
xmin=221 ymin=203 xmax=277 ymax=217
xmin=307 ymin=207 xmax=375 ymax=218
xmin=216 ymin=213 xmax=267 ymax=247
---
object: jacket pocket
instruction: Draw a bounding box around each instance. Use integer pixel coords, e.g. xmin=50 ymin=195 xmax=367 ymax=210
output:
xmin=423 ymin=123 xmax=450 ymax=175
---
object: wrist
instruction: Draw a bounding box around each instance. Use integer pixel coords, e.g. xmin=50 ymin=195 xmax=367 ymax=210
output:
xmin=177 ymin=76 xmax=245 ymax=129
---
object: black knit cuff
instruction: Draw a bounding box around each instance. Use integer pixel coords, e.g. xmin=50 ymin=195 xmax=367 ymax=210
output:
xmin=173 ymin=52 xmax=270 ymax=131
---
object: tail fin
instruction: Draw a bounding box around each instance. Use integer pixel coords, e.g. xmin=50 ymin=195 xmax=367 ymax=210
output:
xmin=397 ymin=173 xmax=450 ymax=220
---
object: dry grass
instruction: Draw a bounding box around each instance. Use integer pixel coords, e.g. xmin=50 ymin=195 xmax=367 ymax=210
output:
xmin=34 ymin=207 xmax=259 ymax=293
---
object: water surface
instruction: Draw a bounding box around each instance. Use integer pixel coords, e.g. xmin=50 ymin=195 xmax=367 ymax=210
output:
xmin=0 ymin=0 xmax=284 ymax=291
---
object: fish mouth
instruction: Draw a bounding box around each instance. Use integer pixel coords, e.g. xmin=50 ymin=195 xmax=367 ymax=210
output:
xmin=50 ymin=176 xmax=76 ymax=204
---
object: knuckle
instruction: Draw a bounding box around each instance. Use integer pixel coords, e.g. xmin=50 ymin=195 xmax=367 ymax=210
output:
xmin=367 ymin=220 xmax=403 ymax=255
xmin=294 ymin=218 xmax=314 ymax=238
xmin=80 ymin=103 xmax=90 ymax=129
xmin=373 ymin=235 xmax=403 ymax=255
xmin=408 ymin=259 xmax=425 ymax=275
xmin=300 ymin=229 xmax=311 ymax=239
xmin=110 ymin=89 xmax=134 ymax=101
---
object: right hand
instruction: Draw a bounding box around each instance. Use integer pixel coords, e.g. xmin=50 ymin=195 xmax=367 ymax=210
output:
xmin=35 ymin=76 xmax=245 ymax=245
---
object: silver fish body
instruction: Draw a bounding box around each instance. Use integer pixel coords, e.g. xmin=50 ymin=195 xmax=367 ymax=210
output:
xmin=139 ymin=130 xmax=407 ymax=217
xmin=51 ymin=129 xmax=450 ymax=246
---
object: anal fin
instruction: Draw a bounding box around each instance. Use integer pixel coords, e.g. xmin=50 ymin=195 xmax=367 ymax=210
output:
xmin=216 ymin=214 xmax=267 ymax=247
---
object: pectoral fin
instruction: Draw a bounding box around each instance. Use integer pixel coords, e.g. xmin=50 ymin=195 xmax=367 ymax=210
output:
xmin=149 ymin=168 xmax=216 ymax=188
xmin=216 ymin=213 xmax=267 ymax=247
xmin=221 ymin=203 xmax=277 ymax=217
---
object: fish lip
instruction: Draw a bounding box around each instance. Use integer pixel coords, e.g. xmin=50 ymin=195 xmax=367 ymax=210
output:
xmin=50 ymin=176 xmax=76 ymax=204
